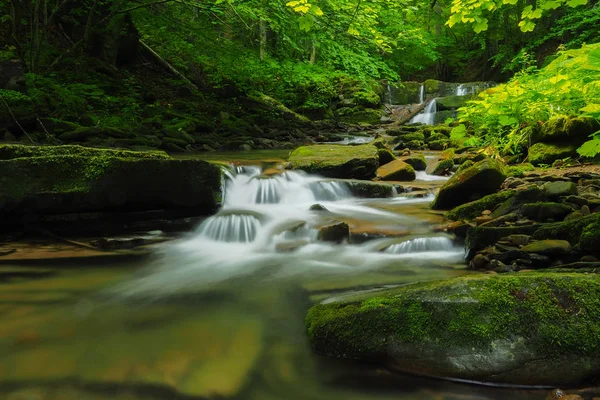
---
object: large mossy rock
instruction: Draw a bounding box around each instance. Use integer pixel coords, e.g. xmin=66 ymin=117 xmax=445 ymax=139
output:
xmin=435 ymin=95 xmax=469 ymax=111
xmin=431 ymin=158 xmax=507 ymax=210
xmin=306 ymin=273 xmax=600 ymax=386
xmin=533 ymin=116 xmax=600 ymax=144
xmin=528 ymin=142 xmax=579 ymax=166
xmin=376 ymin=159 xmax=416 ymax=181
xmin=0 ymin=145 xmax=221 ymax=218
xmin=289 ymin=144 xmax=379 ymax=179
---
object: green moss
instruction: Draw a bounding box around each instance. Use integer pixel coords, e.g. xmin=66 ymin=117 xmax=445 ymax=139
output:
xmin=0 ymin=144 xmax=170 ymax=160
xmin=377 ymin=148 xmax=396 ymax=165
xmin=507 ymin=162 xmax=535 ymax=177
xmin=528 ymin=142 xmax=579 ymax=166
xmin=428 ymin=139 xmax=451 ymax=150
xmin=337 ymin=107 xmax=382 ymax=125
xmin=436 ymin=95 xmax=469 ymax=110
xmin=522 ymin=202 xmax=573 ymax=221
xmin=399 ymin=133 xmax=425 ymax=142
xmin=446 ymin=190 xmax=515 ymax=221
xmin=402 ymin=154 xmax=427 ymax=171
xmin=353 ymin=90 xmax=381 ymax=108
xmin=429 ymin=158 xmax=454 ymax=175
xmin=456 ymin=159 xmax=474 ymax=173
xmin=289 ymin=144 xmax=379 ymax=179
xmin=307 ymin=273 xmax=600 ymax=363
xmin=534 ymin=212 xmax=600 ymax=251
xmin=424 ymin=79 xmax=442 ymax=94
xmin=534 ymin=116 xmax=600 ymax=144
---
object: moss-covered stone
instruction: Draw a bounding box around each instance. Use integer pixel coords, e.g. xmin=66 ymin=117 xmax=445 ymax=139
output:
xmin=424 ymin=79 xmax=443 ymax=95
xmin=289 ymin=144 xmax=379 ymax=179
xmin=306 ymin=273 xmax=600 ymax=385
xmin=428 ymin=139 xmax=451 ymax=150
xmin=0 ymin=145 xmax=221 ymax=219
xmin=377 ymin=148 xmax=396 ymax=165
xmin=336 ymin=107 xmax=382 ymax=125
xmin=353 ymin=90 xmax=381 ymax=108
xmin=376 ymin=159 xmax=416 ymax=181
xmin=401 ymin=154 xmax=427 ymax=171
xmin=533 ymin=116 xmax=600 ymax=144
xmin=431 ymin=158 xmax=507 ymax=210
xmin=446 ymin=190 xmax=515 ymax=221
xmin=427 ymin=158 xmax=454 ymax=176
xmin=507 ymin=163 xmax=535 ymax=177
xmin=435 ymin=95 xmax=469 ymax=111
xmin=398 ymin=132 xmax=425 ymax=142
xmin=522 ymin=202 xmax=574 ymax=221
xmin=345 ymin=180 xmax=396 ymax=198
xmin=528 ymin=142 xmax=579 ymax=166
xmin=456 ymin=159 xmax=474 ymax=173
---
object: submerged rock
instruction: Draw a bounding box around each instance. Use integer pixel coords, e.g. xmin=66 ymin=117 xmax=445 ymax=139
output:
xmin=431 ymin=158 xmax=507 ymax=210
xmin=289 ymin=144 xmax=379 ymax=180
xmin=317 ymin=221 xmax=350 ymax=243
xmin=306 ymin=273 xmax=600 ymax=386
xmin=401 ymin=154 xmax=427 ymax=171
xmin=0 ymin=144 xmax=221 ymax=223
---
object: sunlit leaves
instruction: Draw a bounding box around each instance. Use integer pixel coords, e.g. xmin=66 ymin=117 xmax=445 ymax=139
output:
xmin=577 ymin=134 xmax=600 ymax=157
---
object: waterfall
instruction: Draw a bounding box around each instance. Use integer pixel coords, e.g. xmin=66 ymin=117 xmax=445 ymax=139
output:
xmin=419 ymin=85 xmax=425 ymax=104
xmin=197 ymin=213 xmax=262 ymax=243
xmin=385 ymin=237 xmax=455 ymax=254
xmin=384 ymin=83 xmax=393 ymax=105
xmin=409 ymin=99 xmax=437 ymax=125
xmin=456 ymin=84 xmax=468 ymax=96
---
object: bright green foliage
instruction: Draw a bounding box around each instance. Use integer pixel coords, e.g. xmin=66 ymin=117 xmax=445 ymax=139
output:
xmin=448 ymin=0 xmax=587 ymax=33
xmin=457 ymin=43 xmax=600 ymax=158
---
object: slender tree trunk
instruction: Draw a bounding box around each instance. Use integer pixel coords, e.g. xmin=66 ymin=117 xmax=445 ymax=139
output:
xmin=259 ymin=17 xmax=267 ymax=60
xmin=309 ymin=40 xmax=316 ymax=64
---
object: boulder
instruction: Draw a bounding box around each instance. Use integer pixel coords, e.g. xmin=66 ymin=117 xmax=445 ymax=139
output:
xmin=426 ymin=158 xmax=453 ymax=176
xmin=528 ymin=142 xmax=579 ymax=166
xmin=377 ymin=148 xmax=395 ymax=165
xmin=435 ymin=95 xmax=469 ymax=111
xmin=543 ymin=181 xmax=578 ymax=198
xmin=0 ymin=145 xmax=221 ymax=221
xmin=521 ymin=240 xmax=572 ymax=255
xmin=345 ymin=180 xmax=397 ymax=198
xmin=401 ymin=154 xmax=427 ymax=171
xmin=306 ymin=273 xmax=600 ymax=386
xmin=522 ymin=202 xmax=574 ymax=221
xmin=431 ymin=158 xmax=507 ymax=210
xmin=317 ymin=221 xmax=350 ymax=243
xmin=533 ymin=116 xmax=600 ymax=144
xmin=446 ymin=191 xmax=516 ymax=221
xmin=376 ymin=159 xmax=416 ymax=181
xmin=289 ymin=144 xmax=379 ymax=180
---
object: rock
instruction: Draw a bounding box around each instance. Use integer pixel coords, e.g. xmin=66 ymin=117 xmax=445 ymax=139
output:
xmin=309 ymin=204 xmax=329 ymax=211
xmin=426 ymin=158 xmax=454 ymax=176
xmin=581 ymin=205 xmax=591 ymax=216
xmin=377 ymin=148 xmax=396 ymax=165
xmin=528 ymin=142 xmax=579 ymax=166
xmin=345 ymin=180 xmax=397 ymax=198
xmin=482 ymin=210 xmax=492 ymax=215
xmin=435 ymin=95 xmax=469 ymax=110
xmin=446 ymin=191 xmax=515 ymax=221
xmin=521 ymin=240 xmax=572 ymax=255
xmin=543 ymin=181 xmax=577 ymax=198
xmin=317 ymin=221 xmax=350 ymax=243
xmin=431 ymin=158 xmax=508 ymax=210
xmin=398 ymin=132 xmax=425 ymax=142
xmin=456 ymin=160 xmax=474 ymax=173
xmin=306 ymin=273 xmax=600 ymax=386
xmin=565 ymin=211 xmax=583 ymax=221
xmin=0 ymin=145 xmax=221 ymax=222
xmin=522 ymin=202 xmax=574 ymax=221
xmin=428 ymin=139 xmax=451 ymax=150
xmin=534 ymin=116 xmax=600 ymax=144
xmin=401 ymin=154 xmax=427 ymax=171
xmin=507 ymin=234 xmax=531 ymax=246
xmin=289 ymin=144 xmax=379 ymax=180
xmin=376 ymin=159 xmax=416 ymax=181
xmin=565 ymin=195 xmax=588 ymax=206
xmin=471 ymin=253 xmax=489 ymax=269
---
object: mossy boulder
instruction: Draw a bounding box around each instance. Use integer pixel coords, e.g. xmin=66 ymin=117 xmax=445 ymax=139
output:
xmin=528 ymin=142 xmax=579 ymax=166
xmin=353 ymin=90 xmax=381 ymax=108
xmin=401 ymin=154 xmax=427 ymax=171
xmin=376 ymin=159 xmax=416 ymax=181
xmin=507 ymin=163 xmax=535 ymax=177
xmin=384 ymin=81 xmax=422 ymax=105
xmin=337 ymin=107 xmax=382 ymax=125
xmin=398 ymin=132 xmax=425 ymax=142
xmin=435 ymin=95 xmax=469 ymax=111
xmin=345 ymin=180 xmax=396 ymax=198
xmin=246 ymin=92 xmax=309 ymax=123
xmin=431 ymin=158 xmax=507 ymax=210
xmin=289 ymin=144 xmax=379 ymax=179
xmin=533 ymin=116 xmax=600 ymax=144
xmin=306 ymin=273 xmax=600 ymax=386
xmin=377 ymin=148 xmax=396 ymax=165
xmin=446 ymin=190 xmax=515 ymax=221
xmin=428 ymin=139 xmax=451 ymax=150
xmin=522 ymin=202 xmax=574 ymax=221
xmin=426 ymin=158 xmax=454 ymax=176
xmin=0 ymin=144 xmax=221 ymax=219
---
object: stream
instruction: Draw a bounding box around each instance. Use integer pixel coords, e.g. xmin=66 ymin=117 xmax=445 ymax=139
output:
xmin=0 ymin=151 xmax=548 ymax=400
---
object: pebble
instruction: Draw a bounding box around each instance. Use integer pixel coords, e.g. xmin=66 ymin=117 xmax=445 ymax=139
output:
xmin=581 ymin=205 xmax=591 ymax=215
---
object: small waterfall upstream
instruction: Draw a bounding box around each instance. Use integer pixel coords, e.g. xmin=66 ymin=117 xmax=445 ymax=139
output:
xmin=418 ymin=84 xmax=425 ymax=104
xmin=409 ymin=98 xmax=437 ymax=125
xmin=116 ymin=166 xmax=462 ymax=296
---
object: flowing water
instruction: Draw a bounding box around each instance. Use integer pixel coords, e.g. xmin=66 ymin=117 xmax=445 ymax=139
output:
xmin=410 ymin=99 xmax=438 ymax=125
xmin=0 ymin=158 xmax=547 ymax=400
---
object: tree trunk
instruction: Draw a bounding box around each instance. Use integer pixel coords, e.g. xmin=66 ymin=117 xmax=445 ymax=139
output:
xmin=259 ymin=18 xmax=267 ymax=60
xmin=309 ymin=40 xmax=316 ymax=64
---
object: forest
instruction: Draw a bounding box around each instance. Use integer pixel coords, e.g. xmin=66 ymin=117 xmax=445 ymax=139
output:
xmin=1 ymin=1 xmax=600 ymax=400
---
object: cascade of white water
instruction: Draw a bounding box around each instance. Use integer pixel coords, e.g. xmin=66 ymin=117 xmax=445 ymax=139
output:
xmin=385 ymin=237 xmax=455 ymax=254
xmin=419 ymin=85 xmax=425 ymax=104
xmin=409 ymin=98 xmax=437 ymax=125
xmin=456 ymin=84 xmax=468 ymax=96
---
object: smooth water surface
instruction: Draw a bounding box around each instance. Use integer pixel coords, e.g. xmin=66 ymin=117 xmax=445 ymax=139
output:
xmin=0 ymin=160 xmax=548 ymax=400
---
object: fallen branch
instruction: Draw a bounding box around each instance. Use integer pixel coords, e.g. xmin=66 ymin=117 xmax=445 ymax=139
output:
xmin=139 ymin=39 xmax=198 ymax=90
xmin=0 ymin=94 xmax=35 ymax=143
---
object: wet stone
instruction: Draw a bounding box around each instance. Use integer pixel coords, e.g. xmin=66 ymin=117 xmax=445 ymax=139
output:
xmin=581 ymin=205 xmax=591 ymax=216
xmin=506 ymin=234 xmax=531 ymax=246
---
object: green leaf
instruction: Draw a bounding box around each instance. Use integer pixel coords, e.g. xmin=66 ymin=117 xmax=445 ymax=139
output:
xmin=473 ymin=18 xmax=488 ymax=33
xmin=498 ymin=115 xmax=518 ymax=126
xmin=518 ymin=19 xmax=536 ymax=32
xmin=577 ymin=135 xmax=600 ymax=157
xmin=566 ymin=0 xmax=587 ymax=7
